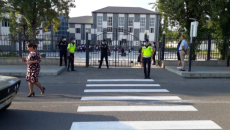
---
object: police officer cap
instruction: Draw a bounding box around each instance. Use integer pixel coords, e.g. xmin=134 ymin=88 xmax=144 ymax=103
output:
xmin=70 ymin=37 xmax=75 ymax=41
xmin=61 ymin=36 xmax=66 ymax=39
xmin=145 ymin=39 xmax=149 ymax=42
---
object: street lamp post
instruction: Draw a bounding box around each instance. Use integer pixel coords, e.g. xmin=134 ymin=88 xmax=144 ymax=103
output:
xmin=85 ymin=29 xmax=89 ymax=67
xmin=161 ymin=31 xmax=166 ymax=60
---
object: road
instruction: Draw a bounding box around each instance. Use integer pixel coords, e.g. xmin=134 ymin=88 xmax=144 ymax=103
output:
xmin=0 ymin=66 xmax=229 ymax=130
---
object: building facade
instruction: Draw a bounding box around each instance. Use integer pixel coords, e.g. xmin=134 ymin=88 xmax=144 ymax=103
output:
xmin=68 ymin=6 xmax=160 ymax=46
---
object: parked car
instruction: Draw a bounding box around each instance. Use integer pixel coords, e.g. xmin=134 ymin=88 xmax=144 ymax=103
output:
xmin=0 ymin=75 xmax=21 ymax=111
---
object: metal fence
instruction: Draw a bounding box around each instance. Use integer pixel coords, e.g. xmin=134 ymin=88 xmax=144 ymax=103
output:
xmin=0 ymin=33 xmax=65 ymax=58
xmin=160 ymin=36 xmax=230 ymax=61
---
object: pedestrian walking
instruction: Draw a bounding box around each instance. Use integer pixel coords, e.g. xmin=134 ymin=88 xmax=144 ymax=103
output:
xmin=20 ymin=43 xmax=45 ymax=97
xmin=141 ymin=39 xmax=153 ymax=79
xmin=177 ymin=40 xmax=182 ymax=69
xmin=57 ymin=36 xmax=68 ymax=67
xmin=152 ymin=42 xmax=157 ymax=65
xmin=98 ymin=39 xmax=109 ymax=69
xmin=67 ymin=37 xmax=76 ymax=72
xmin=179 ymin=36 xmax=188 ymax=71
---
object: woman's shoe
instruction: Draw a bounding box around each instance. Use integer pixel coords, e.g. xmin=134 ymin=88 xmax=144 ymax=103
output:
xmin=27 ymin=92 xmax=35 ymax=97
xmin=41 ymin=87 xmax=46 ymax=95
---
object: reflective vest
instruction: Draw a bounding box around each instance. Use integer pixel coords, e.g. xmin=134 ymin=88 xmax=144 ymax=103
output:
xmin=67 ymin=43 xmax=76 ymax=53
xmin=142 ymin=46 xmax=153 ymax=58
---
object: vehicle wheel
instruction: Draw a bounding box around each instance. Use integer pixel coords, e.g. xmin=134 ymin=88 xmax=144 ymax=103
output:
xmin=0 ymin=103 xmax=12 ymax=111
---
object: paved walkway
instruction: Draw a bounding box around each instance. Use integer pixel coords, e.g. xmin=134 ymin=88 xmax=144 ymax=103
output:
xmin=0 ymin=65 xmax=66 ymax=76
xmin=165 ymin=66 xmax=230 ymax=78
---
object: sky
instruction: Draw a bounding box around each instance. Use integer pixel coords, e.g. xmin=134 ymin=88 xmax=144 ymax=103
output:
xmin=69 ymin=0 xmax=157 ymax=17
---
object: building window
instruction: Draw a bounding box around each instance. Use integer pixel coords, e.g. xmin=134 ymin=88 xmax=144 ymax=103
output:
xmin=2 ymin=21 xmax=10 ymax=27
xmin=107 ymin=17 xmax=113 ymax=26
xmin=140 ymin=28 xmax=145 ymax=33
xmin=118 ymin=17 xmax=124 ymax=26
xmin=76 ymin=28 xmax=80 ymax=33
xmin=97 ymin=16 xmax=103 ymax=26
xmin=77 ymin=40 xmax=81 ymax=44
xmin=140 ymin=17 xmax=146 ymax=27
xmin=128 ymin=27 xmax=133 ymax=33
xmin=86 ymin=28 xmax=91 ymax=34
xmin=107 ymin=27 xmax=113 ymax=32
xmin=150 ymin=28 xmax=154 ymax=33
xmin=150 ymin=18 xmax=155 ymax=27
xmin=128 ymin=17 xmax=134 ymax=26
xmin=97 ymin=27 xmax=102 ymax=32
xmin=118 ymin=27 xmax=123 ymax=32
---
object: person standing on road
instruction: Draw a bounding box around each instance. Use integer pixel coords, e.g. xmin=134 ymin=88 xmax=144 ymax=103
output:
xmin=177 ymin=40 xmax=182 ymax=69
xmin=67 ymin=37 xmax=76 ymax=72
xmin=141 ymin=39 xmax=153 ymax=79
xmin=98 ymin=39 xmax=109 ymax=69
xmin=152 ymin=42 xmax=157 ymax=65
xmin=20 ymin=43 xmax=45 ymax=97
xmin=179 ymin=35 xmax=188 ymax=71
xmin=57 ymin=36 xmax=68 ymax=67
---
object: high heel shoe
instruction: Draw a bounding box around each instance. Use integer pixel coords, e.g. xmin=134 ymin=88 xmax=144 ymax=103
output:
xmin=27 ymin=92 xmax=35 ymax=97
xmin=41 ymin=87 xmax=46 ymax=95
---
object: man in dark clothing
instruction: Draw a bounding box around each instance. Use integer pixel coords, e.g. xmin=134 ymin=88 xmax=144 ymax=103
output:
xmin=152 ymin=42 xmax=157 ymax=65
xmin=98 ymin=39 xmax=109 ymax=69
xmin=57 ymin=36 xmax=68 ymax=67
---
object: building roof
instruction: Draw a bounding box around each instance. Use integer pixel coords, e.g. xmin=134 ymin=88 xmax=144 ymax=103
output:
xmin=69 ymin=16 xmax=93 ymax=24
xmin=92 ymin=6 xmax=160 ymax=15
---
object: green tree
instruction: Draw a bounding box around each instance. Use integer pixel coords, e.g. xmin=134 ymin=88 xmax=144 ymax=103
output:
xmin=6 ymin=0 xmax=75 ymax=43
xmin=150 ymin=0 xmax=212 ymax=38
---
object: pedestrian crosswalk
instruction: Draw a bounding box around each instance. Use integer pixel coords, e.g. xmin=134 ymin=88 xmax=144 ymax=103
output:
xmin=81 ymin=96 xmax=182 ymax=101
xmin=84 ymin=89 xmax=169 ymax=93
xmin=70 ymin=79 xmax=222 ymax=130
xmin=71 ymin=121 xmax=221 ymax=130
xmin=77 ymin=105 xmax=198 ymax=112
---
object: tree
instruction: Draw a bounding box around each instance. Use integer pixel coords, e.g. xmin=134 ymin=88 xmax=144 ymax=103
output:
xmin=6 ymin=0 xmax=76 ymax=43
xmin=150 ymin=0 xmax=212 ymax=38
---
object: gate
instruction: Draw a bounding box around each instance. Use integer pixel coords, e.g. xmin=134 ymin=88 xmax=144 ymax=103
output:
xmin=90 ymin=28 xmax=143 ymax=67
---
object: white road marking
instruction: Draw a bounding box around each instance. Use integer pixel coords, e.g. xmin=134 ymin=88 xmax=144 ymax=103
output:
xmin=86 ymin=84 xmax=160 ymax=87
xmin=87 ymin=79 xmax=154 ymax=82
xmin=81 ymin=96 xmax=181 ymax=101
xmin=70 ymin=120 xmax=222 ymax=130
xmin=84 ymin=89 xmax=169 ymax=93
xmin=77 ymin=105 xmax=198 ymax=112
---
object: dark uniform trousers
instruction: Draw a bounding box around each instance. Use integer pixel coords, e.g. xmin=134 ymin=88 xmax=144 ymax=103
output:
xmin=60 ymin=51 xmax=67 ymax=66
xmin=152 ymin=52 xmax=156 ymax=65
xmin=99 ymin=52 xmax=109 ymax=68
xmin=67 ymin=53 xmax=74 ymax=70
xmin=143 ymin=57 xmax=151 ymax=77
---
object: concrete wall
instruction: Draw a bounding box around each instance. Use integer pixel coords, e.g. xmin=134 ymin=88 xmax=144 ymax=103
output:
xmin=0 ymin=58 xmax=60 ymax=65
xmin=160 ymin=60 xmax=227 ymax=69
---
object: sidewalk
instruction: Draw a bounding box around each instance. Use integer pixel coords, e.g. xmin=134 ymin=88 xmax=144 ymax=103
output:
xmin=0 ymin=65 xmax=66 ymax=76
xmin=165 ymin=66 xmax=230 ymax=78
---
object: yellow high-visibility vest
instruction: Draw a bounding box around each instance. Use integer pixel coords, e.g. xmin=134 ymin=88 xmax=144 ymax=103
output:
xmin=67 ymin=43 xmax=76 ymax=53
xmin=142 ymin=46 xmax=153 ymax=58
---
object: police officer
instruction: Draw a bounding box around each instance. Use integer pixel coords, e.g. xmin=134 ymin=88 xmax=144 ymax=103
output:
xmin=141 ymin=39 xmax=153 ymax=79
xmin=98 ymin=39 xmax=109 ymax=69
xmin=67 ymin=37 xmax=76 ymax=72
xmin=58 ymin=36 xmax=68 ymax=67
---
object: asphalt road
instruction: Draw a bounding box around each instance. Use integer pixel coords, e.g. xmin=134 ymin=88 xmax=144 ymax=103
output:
xmin=0 ymin=66 xmax=230 ymax=130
